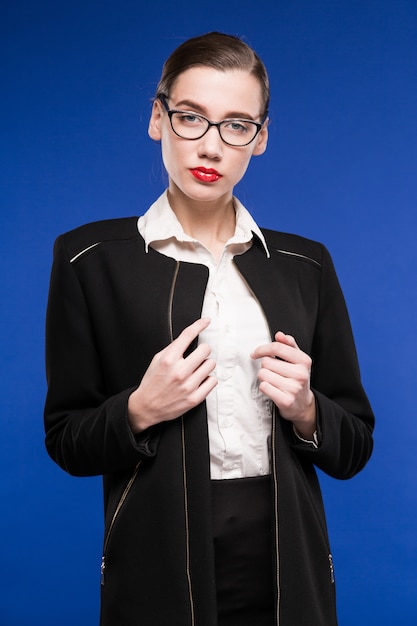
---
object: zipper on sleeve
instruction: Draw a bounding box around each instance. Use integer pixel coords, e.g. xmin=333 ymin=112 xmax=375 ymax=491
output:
xmin=100 ymin=460 xmax=142 ymax=586
xmin=328 ymin=554 xmax=335 ymax=584
xmin=100 ymin=555 xmax=106 ymax=585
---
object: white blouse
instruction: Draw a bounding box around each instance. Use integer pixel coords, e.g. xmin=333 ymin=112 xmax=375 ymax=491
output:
xmin=138 ymin=191 xmax=273 ymax=479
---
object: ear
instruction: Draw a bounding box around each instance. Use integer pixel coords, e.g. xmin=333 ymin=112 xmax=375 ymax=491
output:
xmin=252 ymin=120 xmax=269 ymax=156
xmin=148 ymin=100 xmax=163 ymax=141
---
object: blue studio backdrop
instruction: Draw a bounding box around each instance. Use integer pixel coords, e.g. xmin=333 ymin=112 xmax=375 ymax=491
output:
xmin=1 ymin=1 xmax=416 ymax=624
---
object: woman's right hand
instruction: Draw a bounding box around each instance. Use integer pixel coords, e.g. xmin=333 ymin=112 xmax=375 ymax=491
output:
xmin=127 ymin=318 xmax=217 ymax=433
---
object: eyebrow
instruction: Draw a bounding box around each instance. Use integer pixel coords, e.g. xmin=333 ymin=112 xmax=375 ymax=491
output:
xmin=172 ymin=98 xmax=258 ymax=121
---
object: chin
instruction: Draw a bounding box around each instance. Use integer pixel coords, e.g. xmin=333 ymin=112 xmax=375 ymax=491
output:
xmin=174 ymin=182 xmax=230 ymax=204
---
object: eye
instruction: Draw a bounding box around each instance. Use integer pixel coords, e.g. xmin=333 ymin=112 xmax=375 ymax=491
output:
xmin=176 ymin=112 xmax=205 ymax=126
xmin=223 ymin=120 xmax=252 ymax=134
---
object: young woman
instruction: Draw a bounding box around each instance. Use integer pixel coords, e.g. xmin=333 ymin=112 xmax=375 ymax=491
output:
xmin=44 ymin=32 xmax=374 ymax=626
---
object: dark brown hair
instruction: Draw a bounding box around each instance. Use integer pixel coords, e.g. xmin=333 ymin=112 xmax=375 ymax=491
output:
xmin=155 ymin=32 xmax=270 ymax=119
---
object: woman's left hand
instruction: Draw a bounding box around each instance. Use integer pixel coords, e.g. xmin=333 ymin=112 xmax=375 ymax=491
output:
xmin=251 ymin=331 xmax=316 ymax=438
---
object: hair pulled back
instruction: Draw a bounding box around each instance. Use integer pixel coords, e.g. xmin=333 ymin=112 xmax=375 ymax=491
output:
xmin=155 ymin=32 xmax=270 ymax=119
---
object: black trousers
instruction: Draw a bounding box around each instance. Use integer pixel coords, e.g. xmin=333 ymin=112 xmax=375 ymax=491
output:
xmin=211 ymin=475 xmax=275 ymax=626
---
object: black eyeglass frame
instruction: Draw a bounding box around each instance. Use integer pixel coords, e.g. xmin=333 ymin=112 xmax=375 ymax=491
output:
xmin=158 ymin=95 xmax=267 ymax=147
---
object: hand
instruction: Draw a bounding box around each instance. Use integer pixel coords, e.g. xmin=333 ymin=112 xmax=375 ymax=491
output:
xmin=251 ymin=331 xmax=316 ymax=438
xmin=128 ymin=318 xmax=217 ymax=433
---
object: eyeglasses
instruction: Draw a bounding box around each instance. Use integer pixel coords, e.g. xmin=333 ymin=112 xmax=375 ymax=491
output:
xmin=159 ymin=95 xmax=266 ymax=147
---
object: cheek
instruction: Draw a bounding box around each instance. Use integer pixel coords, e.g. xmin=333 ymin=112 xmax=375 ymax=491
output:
xmin=160 ymin=130 xmax=189 ymax=159
xmin=160 ymin=139 xmax=194 ymax=188
xmin=231 ymin=153 xmax=253 ymax=181
xmin=160 ymin=137 xmax=181 ymax=174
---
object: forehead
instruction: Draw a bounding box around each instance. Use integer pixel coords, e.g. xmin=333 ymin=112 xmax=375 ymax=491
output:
xmin=169 ymin=67 xmax=263 ymax=117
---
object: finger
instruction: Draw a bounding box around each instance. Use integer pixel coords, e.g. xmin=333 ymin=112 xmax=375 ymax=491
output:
xmin=259 ymin=356 xmax=296 ymax=377
xmin=187 ymin=359 xmax=217 ymax=395
xmin=170 ymin=360 xmax=217 ymax=413
xmin=186 ymin=373 xmax=218 ymax=408
xmin=258 ymin=364 xmax=302 ymax=390
xmin=274 ymin=331 xmax=299 ymax=349
xmin=251 ymin=331 xmax=294 ymax=359
xmin=182 ymin=342 xmax=213 ymax=377
xmin=258 ymin=379 xmax=287 ymax=403
xmin=195 ymin=373 xmax=218 ymax=396
xmin=251 ymin=341 xmax=297 ymax=362
xmin=170 ymin=318 xmax=211 ymax=359
xmin=252 ymin=335 xmax=308 ymax=365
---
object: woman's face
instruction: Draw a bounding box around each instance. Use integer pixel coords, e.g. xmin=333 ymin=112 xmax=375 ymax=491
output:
xmin=148 ymin=66 xmax=268 ymax=208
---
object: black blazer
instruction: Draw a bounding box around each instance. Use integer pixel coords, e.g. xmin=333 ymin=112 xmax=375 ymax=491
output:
xmin=44 ymin=217 xmax=374 ymax=626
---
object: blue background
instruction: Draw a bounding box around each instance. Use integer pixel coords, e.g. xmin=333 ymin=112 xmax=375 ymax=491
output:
xmin=1 ymin=1 xmax=416 ymax=624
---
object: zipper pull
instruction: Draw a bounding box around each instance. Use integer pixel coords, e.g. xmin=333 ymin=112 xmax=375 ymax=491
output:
xmin=100 ymin=556 xmax=106 ymax=586
xmin=328 ymin=554 xmax=335 ymax=584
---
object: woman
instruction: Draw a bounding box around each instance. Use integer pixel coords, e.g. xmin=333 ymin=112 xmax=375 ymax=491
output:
xmin=44 ymin=32 xmax=374 ymax=626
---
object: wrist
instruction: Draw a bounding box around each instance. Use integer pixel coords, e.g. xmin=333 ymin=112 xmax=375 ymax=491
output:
xmin=128 ymin=391 xmax=152 ymax=434
xmin=292 ymin=420 xmax=316 ymax=440
xmin=291 ymin=392 xmax=319 ymax=447
xmin=291 ymin=392 xmax=316 ymax=438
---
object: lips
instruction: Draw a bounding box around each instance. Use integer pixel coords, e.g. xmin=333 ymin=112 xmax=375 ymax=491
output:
xmin=190 ymin=167 xmax=222 ymax=183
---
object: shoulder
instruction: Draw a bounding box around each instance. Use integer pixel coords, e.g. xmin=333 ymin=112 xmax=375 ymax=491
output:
xmin=260 ymin=228 xmax=328 ymax=269
xmin=54 ymin=217 xmax=141 ymax=262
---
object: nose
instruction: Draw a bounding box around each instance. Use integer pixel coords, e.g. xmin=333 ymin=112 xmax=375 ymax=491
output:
xmin=197 ymin=125 xmax=223 ymax=160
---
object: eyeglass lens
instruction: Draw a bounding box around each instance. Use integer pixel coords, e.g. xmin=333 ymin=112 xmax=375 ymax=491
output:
xmin=170 ymin=112 xmax=259 ymax=146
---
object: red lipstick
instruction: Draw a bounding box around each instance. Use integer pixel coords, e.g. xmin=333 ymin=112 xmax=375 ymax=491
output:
xmin=190 ymin=167 xmax=222 ymax=183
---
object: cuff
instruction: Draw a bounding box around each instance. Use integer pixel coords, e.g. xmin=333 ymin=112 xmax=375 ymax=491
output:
xmin=293 ymin=425 xmax=319 ymax=449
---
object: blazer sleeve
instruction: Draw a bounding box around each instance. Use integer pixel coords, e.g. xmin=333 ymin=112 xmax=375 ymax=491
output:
xmin=44 ymin=234 xmax=160 ymax=477
xmin=291 ymin=244 xmax=375 ymax=479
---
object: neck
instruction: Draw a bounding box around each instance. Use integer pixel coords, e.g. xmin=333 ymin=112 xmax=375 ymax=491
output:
xmin=167 ymin=189 xmax=236 ymax=261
